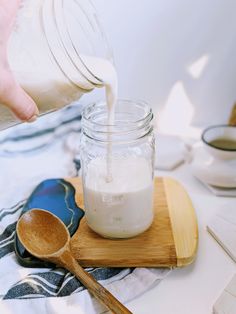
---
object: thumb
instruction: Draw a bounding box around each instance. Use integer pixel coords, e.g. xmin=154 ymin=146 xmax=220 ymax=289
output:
xmin=0 ymin=69 xmax=39 ymax=122
xmin=0 ymin=0 xmax=39 ymax=122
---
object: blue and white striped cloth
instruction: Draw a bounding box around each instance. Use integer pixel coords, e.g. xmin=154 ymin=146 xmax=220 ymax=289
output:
xmin=0 ymin=102 xmax=170 ymax=314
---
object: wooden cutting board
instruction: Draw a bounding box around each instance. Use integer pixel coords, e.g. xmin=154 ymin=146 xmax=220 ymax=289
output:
xmin=66 ymin=177 xmax=198 ymax=268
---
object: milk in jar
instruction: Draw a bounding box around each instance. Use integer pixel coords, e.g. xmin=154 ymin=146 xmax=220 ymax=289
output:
xmin=84 ymin=157 xmax=154 ymax=238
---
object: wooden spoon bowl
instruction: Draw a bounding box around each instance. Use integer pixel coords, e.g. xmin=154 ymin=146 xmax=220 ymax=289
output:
xmin=17 ymin=209 xmax=69 ymax=257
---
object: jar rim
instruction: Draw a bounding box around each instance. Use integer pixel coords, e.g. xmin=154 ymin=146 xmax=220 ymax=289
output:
xmin=81 ymin=99 xmax=154 ymax=143
xmin=82 ymin=99 xmax=153 ymax=127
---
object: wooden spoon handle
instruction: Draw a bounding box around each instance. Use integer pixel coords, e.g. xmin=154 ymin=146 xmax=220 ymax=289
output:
xmin=59 ymin=251 xmax=132 ymax=314
xmin=74 ymin=263 xmax=132 ymax=314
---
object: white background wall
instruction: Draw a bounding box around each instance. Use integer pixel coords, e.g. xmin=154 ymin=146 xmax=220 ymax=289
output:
xmin=82 ymin=0 xmax=236 ymax=135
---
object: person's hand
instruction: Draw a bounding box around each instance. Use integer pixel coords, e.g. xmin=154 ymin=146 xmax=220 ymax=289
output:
xmin=0 ymin=0 xmax=39 ymax=121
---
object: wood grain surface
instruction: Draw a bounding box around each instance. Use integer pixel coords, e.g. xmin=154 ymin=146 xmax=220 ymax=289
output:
xmin=65 ymin=177 xmax=198 ymax=268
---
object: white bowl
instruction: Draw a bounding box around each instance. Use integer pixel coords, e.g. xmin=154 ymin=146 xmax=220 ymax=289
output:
xmin=189 ymin=143 xmax=236 ymax=188
xmin=202 ymin=125 xmax=236 ymax=160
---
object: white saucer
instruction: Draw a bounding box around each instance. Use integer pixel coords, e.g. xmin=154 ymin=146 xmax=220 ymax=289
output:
xmin=188 ymin=143 xmax=236 ymax=188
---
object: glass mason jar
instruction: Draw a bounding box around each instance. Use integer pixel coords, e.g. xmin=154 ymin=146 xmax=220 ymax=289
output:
xmin=0 ymin=0 xmax=112 ymax=130
xmin=80 ymin=100 xmax=155 ymax=239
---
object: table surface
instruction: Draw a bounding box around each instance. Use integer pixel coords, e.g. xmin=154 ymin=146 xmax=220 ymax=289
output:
xmin=127 ymin=164 xmax=236 ymax=314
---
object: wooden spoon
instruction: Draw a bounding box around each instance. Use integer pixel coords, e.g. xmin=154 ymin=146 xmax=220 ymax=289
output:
xmin=16 ymin=208 xmax=132 ymax=314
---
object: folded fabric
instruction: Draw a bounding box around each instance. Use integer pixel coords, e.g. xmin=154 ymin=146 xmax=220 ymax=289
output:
xmin=213 ymin=274 xmax=236 ymax=314
xmin=155 ymin=134 xmax=187 ymax=171
xmin=207 ymin=204 xmax=236 ymax=263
